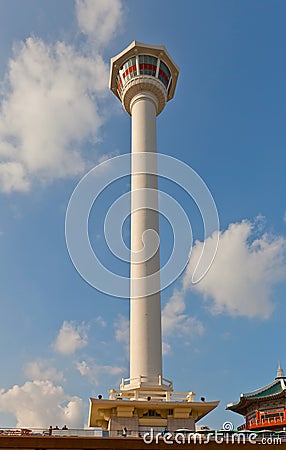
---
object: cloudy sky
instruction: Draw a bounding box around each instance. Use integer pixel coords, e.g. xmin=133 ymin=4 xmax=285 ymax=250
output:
xmin=0 ymin=0 xmax=286 ymax=430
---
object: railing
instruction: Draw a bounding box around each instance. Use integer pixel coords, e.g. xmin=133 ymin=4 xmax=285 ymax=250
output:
xmin=0 ymin=428 xmax=101 ymax=437
xmin=1 ymin=427 xmax=285 ymax=442
xmin=109 ymin=387 xmax=195 ymax=402
xmin=106 ymin=376 xmax=197 ymax=402
xmin=0 ymin=429 xmax=32 ymax=436
xmin=247 ymin=416 xmax=286 ymax=429
xmin=120 ymin=375 xmax=173 ymax=390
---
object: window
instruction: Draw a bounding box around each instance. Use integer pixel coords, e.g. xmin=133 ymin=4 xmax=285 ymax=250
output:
xmin=117 ymin=57 xmax=137 ymax=95
xmin=142 ymin=409 xmax=161 ymax=417
xmin=116 ymin=73 xmax=123 ymax=95
xmin=158 ymin=61 xmax=171 ymax=88
xmin=122 ymin=57 xmax=137 ymax=82
xmin=139 ymin=55 xmax=158 ymax=76
xmin=116 ymin=54 xmax=172 ymax=97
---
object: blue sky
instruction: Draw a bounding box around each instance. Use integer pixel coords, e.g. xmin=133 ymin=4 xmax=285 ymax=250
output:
xmin=0 ymin=0 xmax=286 ymax=430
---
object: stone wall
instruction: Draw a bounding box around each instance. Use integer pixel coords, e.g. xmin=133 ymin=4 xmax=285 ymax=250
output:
xmin=167 ymin=417 xmax=195 ymax=432
xmin=109 ymin=416 xmax=139 ymax=437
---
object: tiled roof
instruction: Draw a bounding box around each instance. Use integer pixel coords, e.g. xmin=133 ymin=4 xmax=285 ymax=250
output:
xmin=244 ymin=379 xmax=285 ymax=399
xmin=226 ymin=372 xmax=286 ymax=415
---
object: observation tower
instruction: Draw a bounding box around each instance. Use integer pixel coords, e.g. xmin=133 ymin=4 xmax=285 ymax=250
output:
xmin=88 ymin=41 xmax=219 ymax=436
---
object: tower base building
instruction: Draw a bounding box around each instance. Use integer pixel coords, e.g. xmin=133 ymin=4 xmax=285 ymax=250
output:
xmin=89 ymin=390 xmax=218 ymax=436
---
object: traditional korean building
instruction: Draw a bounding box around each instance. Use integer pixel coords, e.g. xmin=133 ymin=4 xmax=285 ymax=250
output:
xmin=227 ymin=363 xmax=286 ymax=431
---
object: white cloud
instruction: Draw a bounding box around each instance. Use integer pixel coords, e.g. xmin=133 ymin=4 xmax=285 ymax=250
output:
xmin=76 ymin=359 xmax=125 ymax=386
xmin=0 ymin=380 xmax=84 ymax=428
xmin=114 ymin=314 xmax=129 ymax=355
xmin=97 ymin=149 xmax=120 ymax=164
xmin=75 ymin=0 xmax=123 ymax=45
xmin=162 ymin=342 xmax=172 ymax=356
xmin=53 ymin=321 xmax=88 ymax=355
xmin=185 ymin=219 xmax=286 ymax=319
xmin=0 ymin=1 xmax=125 ymax=193
xmin=162 ymin=289 xmax=204 ymax=339
xmin=0 ymin=161 xmax=30 ymax=192
xmin=0 ymin=37 xmax=109 ymax=192
xmin=24 ymin=360 xmax=64 ymax=383
xmin=94 ymin=315 xmax=107 ymax=327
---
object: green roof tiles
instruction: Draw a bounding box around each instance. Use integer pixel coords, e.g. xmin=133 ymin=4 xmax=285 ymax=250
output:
xmin=246 ymin=380 xmax=284 ymax=399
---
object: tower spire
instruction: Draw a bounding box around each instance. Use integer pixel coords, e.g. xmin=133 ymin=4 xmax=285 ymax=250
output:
xmin=275 ymin=361 xmax=285 ymax=379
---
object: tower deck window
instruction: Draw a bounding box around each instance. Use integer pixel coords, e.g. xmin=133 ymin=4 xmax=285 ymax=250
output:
xmin=158 ymin=61 xmax=171 ymax=88
xmin=117 ymin=57 xmax=137 ymax=95
xmin=142 ymin=409 xmax=161 ymax=417
xmin=139 ymin=55 xmax=157 ymax=76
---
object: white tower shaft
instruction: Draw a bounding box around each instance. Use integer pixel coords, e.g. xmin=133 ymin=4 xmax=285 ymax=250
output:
xmin=130 ymin=92 xmax=162 ymax=384
xmin=109 ymin=41 xmax=180 ymax=392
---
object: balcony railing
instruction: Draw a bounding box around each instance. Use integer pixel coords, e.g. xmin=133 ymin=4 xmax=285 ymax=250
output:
xmin=120 ymin=375 xmax=173 ymax=390
xmin=109 ymin=387 xmax=195 ymax=402
xmin=0 ymin=428 xmax=101 ymax=437
xmin=245 ymin=416 xmax=286 ymax=429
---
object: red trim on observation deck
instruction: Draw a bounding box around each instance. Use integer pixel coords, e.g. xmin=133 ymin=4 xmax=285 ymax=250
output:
xmin=139 ymin=63 xmax=157 ymax=74
xmin=158 ymin=69 xmax=170 ymax=86
xmin=117 ymin=65 xmax=137 ymax=92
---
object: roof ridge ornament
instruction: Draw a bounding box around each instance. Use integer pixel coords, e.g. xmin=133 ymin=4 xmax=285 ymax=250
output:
xmin=275 ymin=361 xmax=285 ymax=380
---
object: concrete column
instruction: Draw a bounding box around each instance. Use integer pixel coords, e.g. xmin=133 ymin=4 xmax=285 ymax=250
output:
xmin=130 ymin=91 xmax=162 ymax=384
